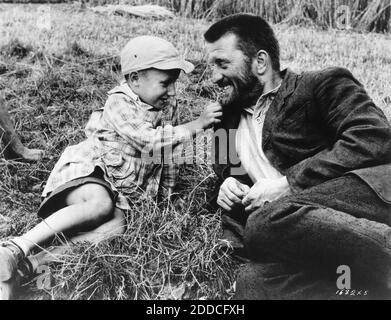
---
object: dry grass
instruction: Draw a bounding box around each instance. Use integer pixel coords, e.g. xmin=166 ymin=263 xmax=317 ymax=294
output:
xmin=81 ymin=0 xmax=391 ymax=32
xmin=25 ymin=190 xmax=235 ymax=300
xmin=0 ymin=3 xmax=390 ymax=299
xmin=3 ymin=0 xmax=390 ymax=32
xmin=170 ymin=0 xmax=391 ymax=33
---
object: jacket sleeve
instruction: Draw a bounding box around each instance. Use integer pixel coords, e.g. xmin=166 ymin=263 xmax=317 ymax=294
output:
xmin=286 ymin=68 xmax=391 ymax=192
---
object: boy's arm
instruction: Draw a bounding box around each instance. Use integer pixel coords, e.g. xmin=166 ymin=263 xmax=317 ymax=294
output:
xmin=104 ymin=95 xmax=193 ymax=156
xmin=103 ymin=95 xmax=222 ymax=158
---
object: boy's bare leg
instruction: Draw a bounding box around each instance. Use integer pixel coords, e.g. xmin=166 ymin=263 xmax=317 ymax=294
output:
xmin=27 ymin=208 xmax=126 ymax=270
xmin=0 ymin=96 xmax=44 ymax=161
xmin=0 ymin=186 xmax=122 ymax=299
xmin=69 ymin=207 xmax=126 ymax=243
xmin=1 ymin=183 xmax=116 ymax=299
xmin=1 ymin=183 xmax=115 ymax=280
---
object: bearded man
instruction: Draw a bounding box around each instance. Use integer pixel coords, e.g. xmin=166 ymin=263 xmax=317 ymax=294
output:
xmin=204 ymin=14 xmax=391 ymax=299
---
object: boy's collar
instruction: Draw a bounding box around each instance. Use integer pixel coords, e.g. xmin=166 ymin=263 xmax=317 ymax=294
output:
xmin=108 ymin=80 xmax=156 ymax=111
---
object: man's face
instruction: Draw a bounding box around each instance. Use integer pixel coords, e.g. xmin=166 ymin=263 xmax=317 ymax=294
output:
xmin=133 ymin=68 xmax=180 ymax=109
xmin=206 ymin=33 xmax=260 ymax=108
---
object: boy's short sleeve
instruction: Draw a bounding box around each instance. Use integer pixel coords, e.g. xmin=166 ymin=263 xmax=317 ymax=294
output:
xmin=103 ymin=93 xmax=191 ymax=161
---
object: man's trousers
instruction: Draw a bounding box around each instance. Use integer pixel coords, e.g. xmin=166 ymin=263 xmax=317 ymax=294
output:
xmin=220 ymin=173 xmax=391 ymax=299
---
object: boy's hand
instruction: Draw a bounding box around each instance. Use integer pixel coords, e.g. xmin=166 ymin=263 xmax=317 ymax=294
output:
xmin=179 ymin=103 xmax=222 ymax=137
xmin=198 ymin=103 xmax=222 ymax=129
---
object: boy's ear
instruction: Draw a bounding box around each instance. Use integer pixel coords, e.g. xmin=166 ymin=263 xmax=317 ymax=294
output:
xmin=128 ymin=72 xmax=140 ymax=85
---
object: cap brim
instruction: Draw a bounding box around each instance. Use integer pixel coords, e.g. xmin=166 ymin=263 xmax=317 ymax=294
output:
xmin=153 ymin=59 xmax=194 ymax=74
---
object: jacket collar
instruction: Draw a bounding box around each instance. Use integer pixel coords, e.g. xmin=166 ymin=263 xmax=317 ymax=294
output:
xmin=272 ymin=68 xmax=299 ymax=112
xmin=244 ymin=82 xmax=281 ymax=115
xmin=260 ymin=68 xmax=299 ymax=150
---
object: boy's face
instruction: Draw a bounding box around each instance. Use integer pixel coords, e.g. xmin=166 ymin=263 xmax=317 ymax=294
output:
xmin=130 ymin=68 xmax=180 ymax=109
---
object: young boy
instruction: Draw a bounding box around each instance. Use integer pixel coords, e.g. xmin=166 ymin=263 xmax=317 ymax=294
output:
xmin=0 ymin=36 xmax=222 ymax=299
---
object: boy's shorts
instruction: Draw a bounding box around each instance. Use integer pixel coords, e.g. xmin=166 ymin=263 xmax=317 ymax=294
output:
xmin=37 ymin=167 xmax=116 ymax=219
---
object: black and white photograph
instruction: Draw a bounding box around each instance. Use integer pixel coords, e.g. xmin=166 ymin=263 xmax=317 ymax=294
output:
xmin=0 ymin=0 xmax=390 ymax=304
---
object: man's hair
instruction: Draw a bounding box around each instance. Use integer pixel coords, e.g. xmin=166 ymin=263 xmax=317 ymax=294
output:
xmin=204 ymin=14 xmax=280 ymax=71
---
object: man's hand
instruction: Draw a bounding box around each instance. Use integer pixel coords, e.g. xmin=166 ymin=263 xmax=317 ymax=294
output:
xmin=217 ymin=177 xmax=250 ymax=211
xmin=242 ymin=176 xmax=291 ymax=212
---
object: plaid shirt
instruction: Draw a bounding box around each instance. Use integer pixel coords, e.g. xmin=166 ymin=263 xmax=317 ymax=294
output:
xmin=42 ymin=81 xmax=191 ymax=211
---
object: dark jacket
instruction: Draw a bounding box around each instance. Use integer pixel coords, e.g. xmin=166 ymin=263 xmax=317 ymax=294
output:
xmin=211 ymin=67 xmax=391 ymax=204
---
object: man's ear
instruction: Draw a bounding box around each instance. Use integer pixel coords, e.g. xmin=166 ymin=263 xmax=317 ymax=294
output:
xmin=255 ymin=50 xmax=268 ymax=75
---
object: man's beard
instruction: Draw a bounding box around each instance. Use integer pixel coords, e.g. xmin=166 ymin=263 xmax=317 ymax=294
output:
xmin=218 ymin=65 xmax=264 ymax=110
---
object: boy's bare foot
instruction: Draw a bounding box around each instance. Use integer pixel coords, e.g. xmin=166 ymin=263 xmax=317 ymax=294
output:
xmin=4 ymin=146 xmax=45 ymax=162
xmin=17 ymin=147 xmax=45 ymax=162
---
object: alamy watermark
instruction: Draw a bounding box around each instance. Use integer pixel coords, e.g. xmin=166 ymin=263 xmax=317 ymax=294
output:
xmin=36 ymin=6 xmax=52 ymax=31
xmin=335 ymin=5 xmax=352 ymax=30
xmin=335 ymin=265 xmax=369 ymax=296
xmin=136 ymin=127 xmax=250 ymax=176
xmin=35 ymin=265 xmax=52 ymax=291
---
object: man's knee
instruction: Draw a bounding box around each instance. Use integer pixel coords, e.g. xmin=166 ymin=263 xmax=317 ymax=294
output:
xmin=244 ymin=198 xmax=305 ymax=257
xmin=234 ymin=262 xmax=269 ymax=299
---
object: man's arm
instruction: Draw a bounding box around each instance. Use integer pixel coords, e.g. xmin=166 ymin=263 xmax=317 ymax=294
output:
xmin=211 ymin=127 xmax=253 ymax=211
xmin=286 ymin=68 xmax=391 ymax=192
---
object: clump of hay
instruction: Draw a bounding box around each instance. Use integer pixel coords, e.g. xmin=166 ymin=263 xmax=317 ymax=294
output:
xmin=1 ymin=38 xmax=33 ymax=59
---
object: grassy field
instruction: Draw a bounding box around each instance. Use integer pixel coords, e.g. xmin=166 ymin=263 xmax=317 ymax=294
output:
xmin=0 ymin=3 xmax=390 ymax=300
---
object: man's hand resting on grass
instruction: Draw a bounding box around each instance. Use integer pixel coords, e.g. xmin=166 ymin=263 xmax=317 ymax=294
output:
xmin=242 ymin=176 xmax=292 ymax=213
xmin=217 ymin=177 xmax=250 ymax=212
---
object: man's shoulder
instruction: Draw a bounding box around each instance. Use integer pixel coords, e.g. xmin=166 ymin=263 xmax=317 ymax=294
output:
xmin=300 ymin=67 xmax=356 ymax=83
xmin=295 ymin=67 xmax=362 ymax=96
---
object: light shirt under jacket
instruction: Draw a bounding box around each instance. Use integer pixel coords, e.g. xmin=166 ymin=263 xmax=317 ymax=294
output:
xmin=236 ymin=84 xmax=283 ymax=183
